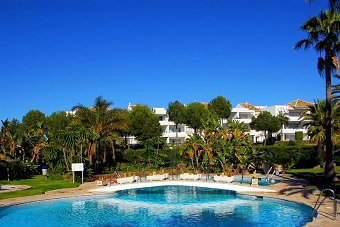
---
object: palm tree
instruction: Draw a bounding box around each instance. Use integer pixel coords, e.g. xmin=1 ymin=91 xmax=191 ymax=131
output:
xmin=0 ymin=120 xmax=10 ymax=159
xmin=72 ymin=96 xmax=128 ymax=165
xmin=300 ymin=100 xmax=340 ymax=168
xmin=295 ymin=10 xmax=340 ymax=182
xmin=227 ymin=119 xmax=250 ymax=141
xmin=105 ymin=132 xmax=122 ymax=162
xmin=29 ymin=121 xmax=47 ymax=163
xmin=277 ymin=111 xmax=289 ymax=141
xmin=183 ymin=135 xmax=205 ymax=170
xmin=333 ymin=76 xmax=340 ymax=105
xmin=52 ymin=130 xmax=71 ymax=171
xmin=76 ymin=125 xmax=99 ymax=163
xmin=305 ymin=0 xmax=339 ymax=12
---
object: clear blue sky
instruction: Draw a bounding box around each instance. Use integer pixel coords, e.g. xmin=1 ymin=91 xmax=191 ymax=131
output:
xmin=0 ymin=0 xmax=331 ymax=121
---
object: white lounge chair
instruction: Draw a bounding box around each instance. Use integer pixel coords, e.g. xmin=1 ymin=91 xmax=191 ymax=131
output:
xmin=179 ymin=173 xmax=202 ymax=181
xmin=146 ymin=173 xmax=168 ymax=181
xmin=116 ymin=176 xmax=140 ymax=184
xmin=96 ymin=180 xmax=108 ymax=186
xmin=213 ymin=175 xmax=234 ymax=183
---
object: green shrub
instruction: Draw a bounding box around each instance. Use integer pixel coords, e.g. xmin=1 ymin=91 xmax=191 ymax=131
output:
xmin=295 ymin=131 xmax=304 ymax=141
xmin=0 ymin=160 xmax=39 ymax=180
xmin=287 ymin=140 xmax=297 ymax=146
xmin=48 ymin=173 xmax=65 ymax=181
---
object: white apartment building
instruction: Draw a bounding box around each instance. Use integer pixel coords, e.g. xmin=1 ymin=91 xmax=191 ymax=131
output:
xmin=153 ymin=108 xmax=194 ymax=145
xmin=126 ymin=103 xmax=194 ymax=145
xmin=260 ymin=99 xmax=312 ymax=141
xmin=231 ymin=99 xmax=312 ymax=142
xmin=127 ymin=99 xmax=312 ymax=145
xmin=230 ymin=103 xmax=265 ymax=143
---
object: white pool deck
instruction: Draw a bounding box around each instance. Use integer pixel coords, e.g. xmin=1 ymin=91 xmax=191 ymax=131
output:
xmin=91 ymin=180 xmax=275 ymax=193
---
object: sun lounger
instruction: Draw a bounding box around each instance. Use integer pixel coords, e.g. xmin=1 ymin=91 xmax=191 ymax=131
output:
xmin=179 ymin=173 xmax=202 ymax=181
xmin=146 ymin=173 xmax=168 ymax=181
xmin=116 ymin=176 xmax=140 ymax=184
xmin=213 ymin=175 xmax=234 ymax=183
xmin=96 ymin=180 xmax=108 ymax=186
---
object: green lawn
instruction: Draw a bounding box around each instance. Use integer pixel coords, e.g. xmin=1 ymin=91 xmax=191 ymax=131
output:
xmin=286 ymin=166 xmax=340 ymax=199
xmin=0 ymin=175 xmax=80 ymax=200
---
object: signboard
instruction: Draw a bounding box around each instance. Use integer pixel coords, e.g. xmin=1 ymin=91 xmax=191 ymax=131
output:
xmin=71 ymin=163 xmax=84 ymax=183
xmin=72 ymin=163 xmax=84 ymax=171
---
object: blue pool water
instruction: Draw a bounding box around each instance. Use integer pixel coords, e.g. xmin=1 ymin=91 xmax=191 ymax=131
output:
xmin=206 ymin=176 xmax=280 ymax=186
xmin=233 ymin=177 xmax=280 ymax=186
xmin=0 ymin=186 xmax=313 ymax=227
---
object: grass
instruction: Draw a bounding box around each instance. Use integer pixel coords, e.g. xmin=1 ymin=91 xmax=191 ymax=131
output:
xmin=0 ymin=175 xmax=80 ymax=200
xmin=286 ymin=166 xmax=340 ymax=199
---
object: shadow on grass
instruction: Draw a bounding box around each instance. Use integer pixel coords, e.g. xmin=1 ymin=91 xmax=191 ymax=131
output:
xmin=282 ymin=171 xmax=340 ymax=199
xmin=0 ymin=175 xmax=79 ymax=200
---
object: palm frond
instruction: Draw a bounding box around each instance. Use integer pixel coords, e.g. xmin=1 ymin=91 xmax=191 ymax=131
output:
xmin=317 ymin=57 xmax=326 ymax=76
xmin=295 ymin=39 xmax=312 ymax=50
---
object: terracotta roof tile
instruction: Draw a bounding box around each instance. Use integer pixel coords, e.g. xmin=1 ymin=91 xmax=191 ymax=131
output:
xmin=239 ymin=103 xmax=261 ymax=112
xmin=287 ymin=99 xmax=313 ymax=108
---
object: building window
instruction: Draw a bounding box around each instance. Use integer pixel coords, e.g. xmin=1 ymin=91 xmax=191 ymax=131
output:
xmin=289 ymin=111 xmax=301 ymax=117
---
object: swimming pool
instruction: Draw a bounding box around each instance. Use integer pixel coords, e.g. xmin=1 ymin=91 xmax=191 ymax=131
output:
xmin=0 ymin=185 xmax=313 ymax=226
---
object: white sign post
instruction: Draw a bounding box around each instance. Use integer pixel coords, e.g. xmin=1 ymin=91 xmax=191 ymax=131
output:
xmin=72 ymin=163 xmax=84 ymax=184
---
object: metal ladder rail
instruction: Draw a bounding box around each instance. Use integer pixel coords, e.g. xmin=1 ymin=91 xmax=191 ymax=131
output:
xmin=310 ymin=189 xmax=337 ymax=221
xmin=265 ymin=167 xmax=273 ymax=180
xmin=269 ymin=169 xmax=276 ymax=179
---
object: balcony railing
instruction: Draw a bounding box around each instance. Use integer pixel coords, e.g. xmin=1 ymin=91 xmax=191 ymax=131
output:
xmin=163 ymin=132 xmax=188 ymax=138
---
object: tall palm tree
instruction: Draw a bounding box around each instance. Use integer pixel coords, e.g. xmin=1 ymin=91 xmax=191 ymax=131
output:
xmin=295 ymin=10 xmax=340 ymax=182
xmin=277 ymin=111 xmax=289 ymax=141
xmin=72 ymin=96 xmax=128 ymax=165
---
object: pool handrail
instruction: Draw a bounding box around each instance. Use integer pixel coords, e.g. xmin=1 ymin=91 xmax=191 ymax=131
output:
xmin=310 ymin=188 xmax=337 ymax=221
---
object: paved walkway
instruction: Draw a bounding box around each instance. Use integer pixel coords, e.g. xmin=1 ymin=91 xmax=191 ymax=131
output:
xmin=92 ymin=180 xmax=275 ymax=193
xmin=0 ymin=174 xmax=339 ymax=226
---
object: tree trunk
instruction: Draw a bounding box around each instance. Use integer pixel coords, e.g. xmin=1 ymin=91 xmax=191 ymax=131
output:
xmin=125 ymin=136 xmax=130 ymax=149
xmin=63 ymin=148 xmax=70 ymax=171
xmin=324 ymin=52 xmax=336 ymax=182
xmin=263 ymin=130 xmax=267 ymax=145
xmin=175 ymin=124 xmax=178 ymax=146
xmin=241 ymin=166 xmax=244 ymax=184
xmin=109 ymin=139 xmax=116 ymax=161
xmin=195 ymin=151 xmax=199 ymax=170
xmin=103 ymin=145 xmax=107 ymax=163
xmin=281 ymin=126 xmax=284 ymax=141
xmin=88 ymin=143 xmax=94 ymax=165
xmin=80 ymin=143 xmax=83 ymax=163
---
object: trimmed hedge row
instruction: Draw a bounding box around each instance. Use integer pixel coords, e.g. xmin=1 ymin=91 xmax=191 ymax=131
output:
xmin=256 ymin=143 xmax=321 ymax=169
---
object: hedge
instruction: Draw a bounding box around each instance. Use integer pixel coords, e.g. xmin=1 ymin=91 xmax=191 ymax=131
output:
xmin=0 ymin=161 xmax=39 ymax=180
xmin=256 ymin=143 xmax=321 ymax=169
xmin=295 ymin=131 xmax=304 ymax=141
